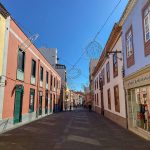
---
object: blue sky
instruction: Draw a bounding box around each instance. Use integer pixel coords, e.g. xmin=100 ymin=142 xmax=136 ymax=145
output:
xmin=1 ymin=0 xmax=129 ymax=91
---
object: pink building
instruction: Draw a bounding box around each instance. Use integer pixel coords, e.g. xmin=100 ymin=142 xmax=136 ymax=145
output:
xmin=0 ymin=10 xmax=61 ymax=132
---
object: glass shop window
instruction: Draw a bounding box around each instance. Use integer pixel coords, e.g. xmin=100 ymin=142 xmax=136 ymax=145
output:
xmin=134 ymin=86 xmax=150 ymax=131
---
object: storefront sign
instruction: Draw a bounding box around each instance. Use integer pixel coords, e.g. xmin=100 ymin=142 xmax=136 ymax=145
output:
xmin=125 ymin=72 xmax=150 ymax=89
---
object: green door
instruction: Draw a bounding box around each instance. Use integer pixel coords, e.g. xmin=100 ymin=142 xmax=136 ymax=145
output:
xmin=39 ymin=95 xmax=42 ymax=115
xmin=14 ymin=86 xmax=23 ymax=124
xmin=45 ymin=91 xmax=48 ymax=114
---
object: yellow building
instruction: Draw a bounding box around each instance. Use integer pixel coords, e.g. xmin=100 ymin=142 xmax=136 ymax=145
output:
xmin=0 ymin=4 xmax=9 ymax=76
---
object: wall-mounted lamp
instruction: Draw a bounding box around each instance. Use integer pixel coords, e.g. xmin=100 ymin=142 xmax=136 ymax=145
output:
xmin=106 ymin=51 xmax=122 ymax=61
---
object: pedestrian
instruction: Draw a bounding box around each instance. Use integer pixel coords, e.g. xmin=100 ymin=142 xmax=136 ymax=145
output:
xmin=88 ymin=104 xmax=92 ymax=112
xmin=70 ymin=105 xmax=72 ymax=111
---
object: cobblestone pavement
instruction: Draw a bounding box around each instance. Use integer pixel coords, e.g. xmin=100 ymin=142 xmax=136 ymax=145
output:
xmin=0 ymin=108 xmax=150 ymax=150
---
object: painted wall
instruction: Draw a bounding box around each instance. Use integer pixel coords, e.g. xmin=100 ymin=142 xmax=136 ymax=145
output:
xmin=122 ymin=0 xmax=150 ymax=77
xmin=2 ymin=18 xmax=61 ymax=119
xmin=0 ymin=14 xmax=6 ymax=76
xmin=94 ymin=36 xmax=126 ymax=119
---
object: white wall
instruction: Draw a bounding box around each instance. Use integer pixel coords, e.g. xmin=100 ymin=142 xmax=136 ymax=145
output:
xmin=94 ymin=36 xmax=126 ymax=118
xmin=122 ymin=0 xmax=150 ymax=77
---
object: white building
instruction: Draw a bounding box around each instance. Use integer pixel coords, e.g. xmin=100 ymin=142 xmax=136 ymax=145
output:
xmin=93 ymin=24 xmax=127 ymax=128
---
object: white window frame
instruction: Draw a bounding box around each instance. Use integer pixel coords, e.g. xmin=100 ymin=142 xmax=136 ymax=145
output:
xmin=126 ymin=30 xmax=133 ymax=58
xmin=144 ymin=6 xmax=150 ymax=42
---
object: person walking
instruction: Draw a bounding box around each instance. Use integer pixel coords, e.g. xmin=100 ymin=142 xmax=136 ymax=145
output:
xmin=70 ymin=105 xmax=72 ymax=111
xmin=88 ymin=104 xmax=92 ymax=112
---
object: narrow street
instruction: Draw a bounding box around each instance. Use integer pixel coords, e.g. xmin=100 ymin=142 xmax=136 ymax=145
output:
xmin=0 ymin=108 xmax=150 ymax=150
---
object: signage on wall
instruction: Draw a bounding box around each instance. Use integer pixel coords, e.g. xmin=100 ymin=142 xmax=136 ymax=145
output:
xmin=125 ymin=72 xmax=150 ymax=89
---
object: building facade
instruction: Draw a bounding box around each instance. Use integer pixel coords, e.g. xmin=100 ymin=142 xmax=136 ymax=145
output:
xmin=120 ymin=0 xmax=150 ymax=139
xmin=0 ymin=4 xmax=61 ymax=133
xmin=39 ymin=48 xmax=67 ymax=112
xmin=0 ymin=4 xmax=10 ymax=120
xmin=93 ymin=24 xmax=127 ymax=128
xmin=89 ymin=59 xmax=98 ymax=110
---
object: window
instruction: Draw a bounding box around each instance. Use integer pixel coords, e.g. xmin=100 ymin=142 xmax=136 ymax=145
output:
xmin=144 ymin=5 xmax=150 ymax=42
xmin=114 ymin=85 xmax=120 ymax=112
xmin=101 ymin=68 xmax=105 ymax=85
xmin=17 ymin=49 xmax=25 ymax=72
xmin=46 ymin=71 xmax=49 ymax=89
xmin=107 ymin=89 xmax=111 ymax=110
xmin=143 ymin=2 xmax=150 ymax=56
xmin=97 ymin=93 xmax=99 ymax=106
xmin=31 ymin=59 xmax=36 ymax=84
xmin=106 ymin=62 xmax=110 ymax=83
xmin=113 ymin=53 xmax=118 ymax=77
xmin=31 ymin=59 xmax=36 ymax=77
xmin=126 ymin=31 xmax=133 ymax=58
xmin=126 ymin=26 xmax=135 ymax=68
xmin=97 ymin=77 xmax=99 ymax=89
xmin=40 ymin=66 xmax=43 ymax=81
xmin=54 ymin=77 xmax=56 ymax=88
xmin=29 ymin=89 xmax=35 ymax=113
xmin=17 ymin=49 xmax=25 ymax=81
xmin=99 ymin=74 xmax=101 ymax=89
xmin=46 ymin=71 xmax=49 ymax=84
xmin=95 ymin=94 xmax=96 ymax=104
xmin=50 ymin=74 xmax=53 ymax=90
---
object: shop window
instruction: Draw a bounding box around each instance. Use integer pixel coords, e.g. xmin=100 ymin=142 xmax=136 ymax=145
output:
xmin=29 ymin=89 xmax=35 ymax=113
xmin=107 ymin=89 xmax=111 ymax=110
xmin=133 ymin=87 xmax=150 ymax=131
xmin=114 ymin=85 xmax=120 ymax=112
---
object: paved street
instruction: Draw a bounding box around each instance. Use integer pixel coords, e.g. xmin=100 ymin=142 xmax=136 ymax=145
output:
xmin=0 ymin=108 xmax=150 ymax=150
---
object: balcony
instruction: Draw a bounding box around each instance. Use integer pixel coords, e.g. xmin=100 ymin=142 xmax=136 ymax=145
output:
xmin=17 ymin=69 xmax=24 ymax=81
xmin=46 ymin=83 xmax=48 ymax=89
xmin=40 ymin=80 xmax=43 ymax=87
xmin=31 ymin=76 xmax=36 ymax=85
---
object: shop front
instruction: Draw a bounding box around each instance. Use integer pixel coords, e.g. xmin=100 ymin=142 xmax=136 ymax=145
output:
xmin=124 ymin=65 xmax=150 ymax=140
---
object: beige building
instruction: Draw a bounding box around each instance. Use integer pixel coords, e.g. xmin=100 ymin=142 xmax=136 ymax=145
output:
xmin=89 ymin=59 xmax=98 ymax=110
xmin=93 ymin=24 xmax=127 ymax=128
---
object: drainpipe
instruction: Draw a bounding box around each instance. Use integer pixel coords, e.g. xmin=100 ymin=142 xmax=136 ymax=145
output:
xmin=122 ymin=48 xmax=128 ymax=129
xmin=36 ymin=59 xmax=40 ymax=118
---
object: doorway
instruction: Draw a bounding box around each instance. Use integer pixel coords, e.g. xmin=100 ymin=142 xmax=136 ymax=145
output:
xmin=14 ymin=85 xmax=24 ymax=124
xmin=39 ymin=94 xmax=42 ymax=115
